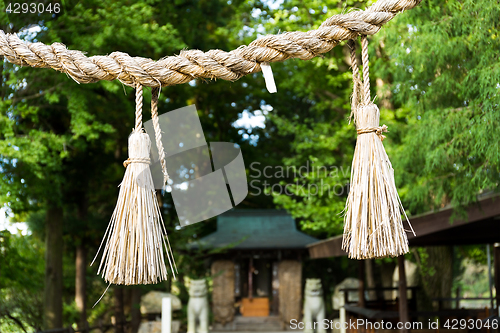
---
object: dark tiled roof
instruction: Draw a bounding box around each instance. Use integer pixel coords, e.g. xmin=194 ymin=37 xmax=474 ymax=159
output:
xmin=189 ymin=209 xmax=318 ymax=250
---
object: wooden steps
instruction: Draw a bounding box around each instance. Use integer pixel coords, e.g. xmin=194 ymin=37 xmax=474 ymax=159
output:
xmin=241 ymin=298 xmax=270 ymax=317
xmin=213 ymin=315 xmax=283 ymax=332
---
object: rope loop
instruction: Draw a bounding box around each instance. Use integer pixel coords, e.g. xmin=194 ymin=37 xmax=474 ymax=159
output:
xmin=349 ymin=35 xmax=372 ymax=112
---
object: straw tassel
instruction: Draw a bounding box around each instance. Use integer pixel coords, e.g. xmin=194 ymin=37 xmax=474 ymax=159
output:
xmin=92 ymin=83 xmax=176 ymax=284
xmin=342 ymin=36 xmax=415 ymax=259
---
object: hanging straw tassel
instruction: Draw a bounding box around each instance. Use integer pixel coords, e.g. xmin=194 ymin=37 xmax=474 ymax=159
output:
xmin=92 ymin=83 xmax=176 ymax=285
xmin=342 ymin=36 xmax=415 ymax=260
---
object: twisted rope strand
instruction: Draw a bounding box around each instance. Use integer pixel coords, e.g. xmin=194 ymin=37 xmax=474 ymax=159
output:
xmin=122 ymin=83 xmax=146 ymax=167
xmin=151 ymin=87 xmax=169 ymax=185
xmin=348 ymin=39 xmax=362 ymax=122
xmin=0 ymin=0 xmax=421 ymax=88
xmin=361 ymin=36 xmax=371 ymax=105
xmin=135 ymin=83 xmax=143 ymax=131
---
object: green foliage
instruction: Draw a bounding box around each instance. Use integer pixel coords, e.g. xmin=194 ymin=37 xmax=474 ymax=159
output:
xmin=374 ymin=0 xmax=500 ymax=214
xmin=0 ymin=231 xmax=44 ymax=332
xmin=458 ymin=245 xmax=488 ymax=265
xmin=452 ymin=245 xmax=491 ymax=306
xmin=413 ymin=247 xmax=435 ymax=279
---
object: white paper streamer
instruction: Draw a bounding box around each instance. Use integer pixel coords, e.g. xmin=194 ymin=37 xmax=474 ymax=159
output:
xmin=261 ymin=62 xmax=277 ymax=93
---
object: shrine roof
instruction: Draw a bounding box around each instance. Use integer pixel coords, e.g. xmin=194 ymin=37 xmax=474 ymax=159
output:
xmin=188 ymin=209 xmax=319 ymax=250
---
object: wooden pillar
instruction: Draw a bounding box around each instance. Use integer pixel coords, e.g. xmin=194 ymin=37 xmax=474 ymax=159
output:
xmin=358 ymin=260 xmax=365 ymax=308
xmin=494 ymin=243 xmax=500 ymax=316
xmin=248 ymin=257 xmax=254 ymax=300
xmin=398 ymin=255 xmax=409 ymax=333
xmin=271 ymin=262 xmax=279 ymax=315
xmin=212 ymin=260 xmax=235 ymax=324
xmin=278 ymin=261 xmax=302 ymax=325
xmin=366 ymin=259 xmax=376 ymax=301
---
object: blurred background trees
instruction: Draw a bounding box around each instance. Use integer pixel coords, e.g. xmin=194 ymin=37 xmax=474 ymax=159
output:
xmin=0 ymin=0 xmax=498 ymax=331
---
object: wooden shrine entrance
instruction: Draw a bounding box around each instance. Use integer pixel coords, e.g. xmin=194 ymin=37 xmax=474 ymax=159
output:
xmin=238 ymin=257 xmax=276 ymax=317
xmin=190 ymin=209 xmax=318 ymax=329
xmin=211 ymin=257 xmax=303 ymax=330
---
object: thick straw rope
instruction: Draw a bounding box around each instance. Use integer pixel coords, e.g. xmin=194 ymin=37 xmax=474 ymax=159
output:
xmin=0 ymin=0 xmax=421 ymax=88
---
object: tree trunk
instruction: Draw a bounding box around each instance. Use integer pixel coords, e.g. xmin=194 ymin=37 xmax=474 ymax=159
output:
xmin=75 ymin=243 xmax=88 ymax=331
xmin=380 ymin=260 xmax=396 ymax=300
xmin=43 ymin=206 xmax=64 ymax=330
xmin=358 ymin=260 xmax=365 ymax=307
xmin=365 ymin=259 xmax=376 ymax=300
xmin=130 ymin=287 xmax=142 ymax=333
xmin=414 ymin=246 xmax=453 ymax=310
xmin=114 ymin=287 xmax=125 ymax=333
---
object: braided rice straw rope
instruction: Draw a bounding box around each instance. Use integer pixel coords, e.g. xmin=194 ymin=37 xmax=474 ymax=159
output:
xmin=0 ymin=0 xmax=421 ymax=87
xmin=342 ymin=36 xmax=415 ymax=259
